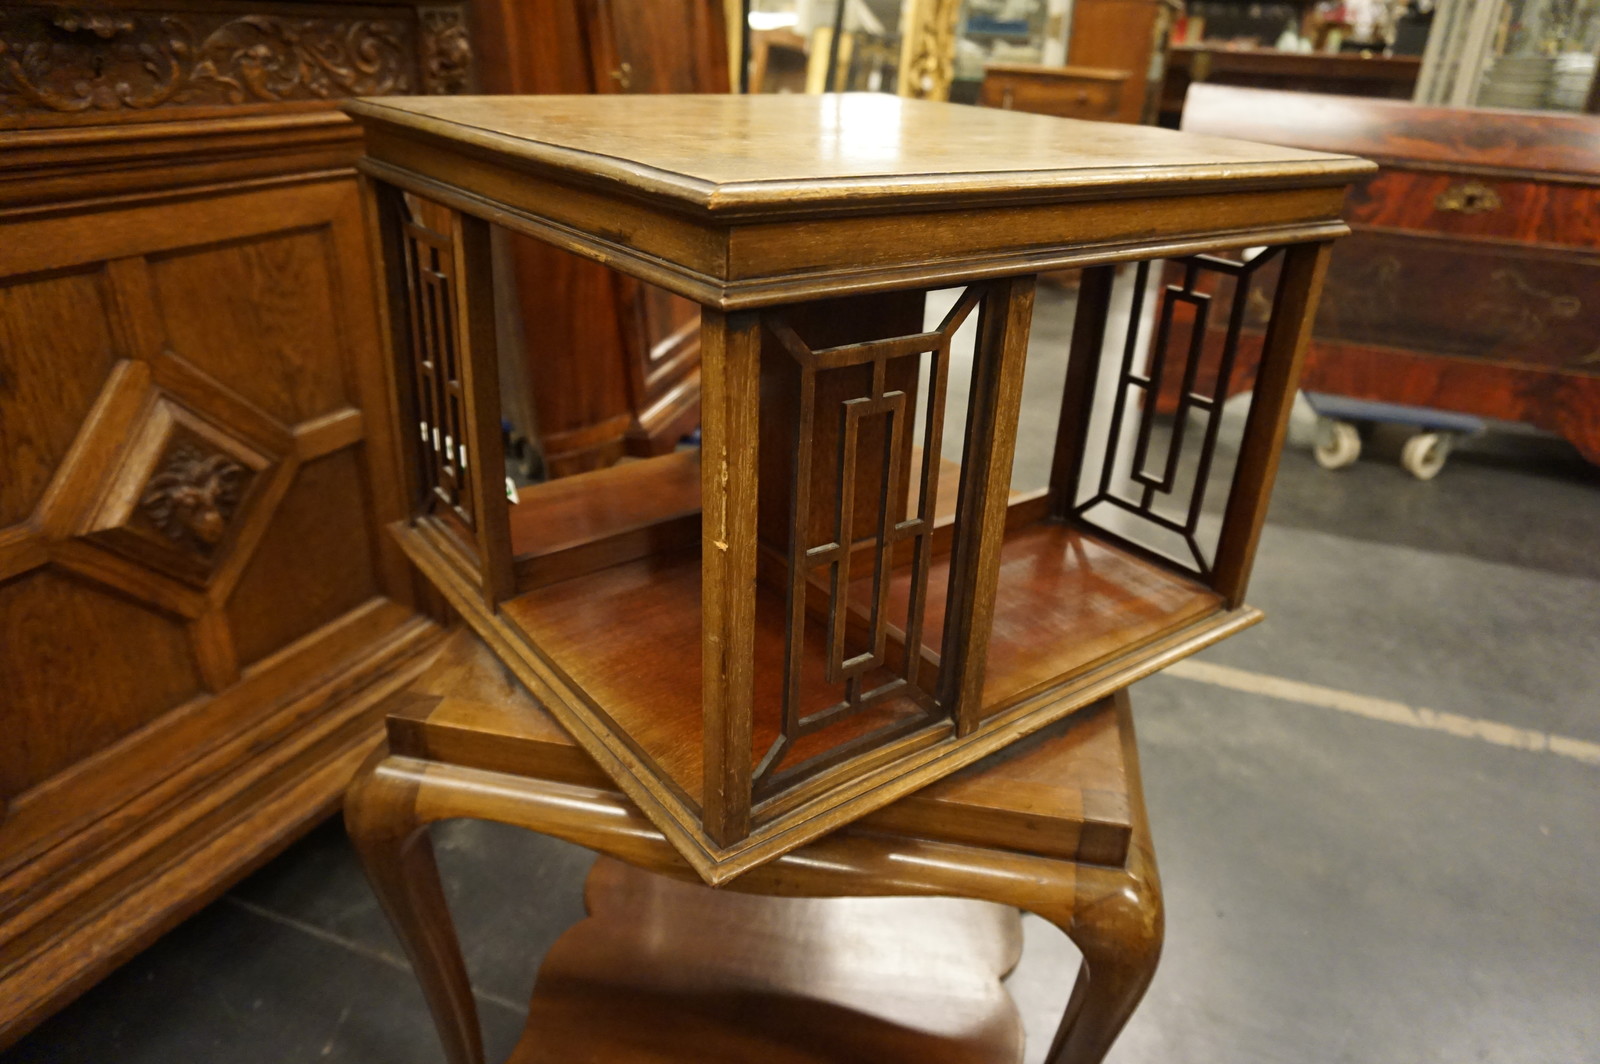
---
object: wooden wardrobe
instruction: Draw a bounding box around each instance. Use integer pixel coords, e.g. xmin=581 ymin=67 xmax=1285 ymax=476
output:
xmin=0 ymin=0 xmax=462 ymax=1042
xmin=473 ymin=0 xmax=730 ymax=476
xmin=1067 ymin=0 xmax=1179 ymax=124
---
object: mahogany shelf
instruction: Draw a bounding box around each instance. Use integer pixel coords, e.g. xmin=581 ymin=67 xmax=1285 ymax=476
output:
xmin=509 ymin=450 xmax=701 ymax=591
xmin=492 ymin=506 xmax=1238 ymax=819
xmin=873 ymin=521 xmax=1225 ymax=714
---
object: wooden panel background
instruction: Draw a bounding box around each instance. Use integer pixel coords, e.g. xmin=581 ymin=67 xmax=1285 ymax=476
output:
xmin=0 ymin=0 xmax=469 ymax=1042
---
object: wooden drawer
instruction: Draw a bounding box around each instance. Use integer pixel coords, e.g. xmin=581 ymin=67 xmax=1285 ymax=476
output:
xmin=1346 ymin=168 xmax=1600 ymax=249
xmin=1314 ymin=230 xmax=1600 ymax=374
xmin=1163 ymin=229 xmax=1600 ymax=390
xmin=980 ymin=68 xmax=1127 ymax=122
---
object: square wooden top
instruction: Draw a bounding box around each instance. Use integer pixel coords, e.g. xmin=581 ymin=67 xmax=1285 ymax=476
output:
xmin=344 ymin=92 xmax=1371 ymax=219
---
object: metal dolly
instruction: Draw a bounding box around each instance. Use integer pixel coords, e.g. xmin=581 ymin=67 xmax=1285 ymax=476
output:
xmin=1307 ymin=392 xmax=1485 ymax=480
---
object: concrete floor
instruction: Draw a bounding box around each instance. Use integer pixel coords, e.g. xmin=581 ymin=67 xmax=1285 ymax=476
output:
xmin=8 ymin=282 xmax=1600 ymax=1063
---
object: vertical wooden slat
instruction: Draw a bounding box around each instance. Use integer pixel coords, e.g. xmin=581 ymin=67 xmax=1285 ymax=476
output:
xmin=941 ymin=276 xmax=1035 ymax=736
xmin=1211 ymin=240 xmax=1333 ymax=607
xmin=1048 ymin=264 xmax=1116 ymax=519
xmin=449 ymin=210 xmax=515 ymax=606
xmin=341 ymin=174 xmax=415 ymax=608
xmin=866 ymin=391 xmax=907 ymax=665
xmin=700 ymin=307 xmax=761 ymax=847
xmin=189 ymin=607 xmax=240 ymax=693
xmin=781 ymin=360 xmax=816 ymax=738
xmin=828 ymin=397 xmax=863 ymax=681
xmin=361 ymin=176 xmax=425 ymax=523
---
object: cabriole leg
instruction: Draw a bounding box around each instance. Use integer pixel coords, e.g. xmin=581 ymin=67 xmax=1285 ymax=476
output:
xmin=344 ymin=753 xmax=485 ymax=1064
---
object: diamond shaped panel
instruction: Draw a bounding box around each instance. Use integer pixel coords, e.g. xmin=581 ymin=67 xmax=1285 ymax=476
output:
xmin=78 ymin=393 xmax=279 ymax=587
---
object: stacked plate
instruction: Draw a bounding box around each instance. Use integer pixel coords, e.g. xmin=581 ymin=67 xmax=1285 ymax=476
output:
xmin=1548 ymin=52 xmax=1598 ymax=111
xmin=1477 ymin=53 xmax=1554 ymax=110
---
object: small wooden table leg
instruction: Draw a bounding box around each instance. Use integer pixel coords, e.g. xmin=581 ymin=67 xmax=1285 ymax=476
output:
xmin=344 ymin=730 xmax=1163 ymax=1063
xmin=1041 ymin=826 xmax=1163 ymax=1063
xmin=345 ymin=751 xmax=486 ymax=1064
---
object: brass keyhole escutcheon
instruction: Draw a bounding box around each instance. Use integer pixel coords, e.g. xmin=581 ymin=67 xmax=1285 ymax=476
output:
xmin=1435 ymin=180 xmax=1502 ymax=215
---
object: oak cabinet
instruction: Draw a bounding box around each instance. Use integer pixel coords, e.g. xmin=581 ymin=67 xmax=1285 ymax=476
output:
xmin=980 ymin=62 xmax=1133 ymax=123
xmin=0 ymin=0 xmax=459 ymax=1042
xmin=1067 ymin=0 xmax=1179 ymax=124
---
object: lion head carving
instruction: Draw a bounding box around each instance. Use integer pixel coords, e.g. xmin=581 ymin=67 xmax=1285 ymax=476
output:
xmin=139 ymin=444 xmax=245 ymax=550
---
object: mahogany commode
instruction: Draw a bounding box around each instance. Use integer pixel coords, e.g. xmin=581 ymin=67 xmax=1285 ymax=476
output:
xmin=344 ymin=92 xmax=1371 ymax=881
xmin=1166 ymin=84 xmax=1600 ymax=464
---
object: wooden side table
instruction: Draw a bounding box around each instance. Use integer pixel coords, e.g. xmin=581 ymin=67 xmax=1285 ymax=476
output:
xmin=345 ymin=631 xmax=1163 ymax=1064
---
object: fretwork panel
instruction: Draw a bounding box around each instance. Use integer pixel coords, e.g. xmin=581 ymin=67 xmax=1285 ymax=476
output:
xmin=399 ymin=196 xmax=474 ymax=530
xmin=751 ymin=287 xmax=987 ymax=798
xmin=1074 ymin=249 xmax=1285 ymax=578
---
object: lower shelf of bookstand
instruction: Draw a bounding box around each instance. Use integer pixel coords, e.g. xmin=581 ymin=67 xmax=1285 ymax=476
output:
xmin=394 ymin=512 xmax=1259 ymax=884
xmin=509 ymin=858 xmax=1025 ymax=1064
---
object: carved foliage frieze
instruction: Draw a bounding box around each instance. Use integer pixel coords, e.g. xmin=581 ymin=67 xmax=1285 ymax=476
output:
xmin=418 ymin=6 xmax=471 ymax=95
xmin=0 ymin=4 xmax=473 ymax=118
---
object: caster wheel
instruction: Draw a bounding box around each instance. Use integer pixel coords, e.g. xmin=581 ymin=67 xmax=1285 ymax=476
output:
xmin=1400 ymin=432 xmax=1452 ymax=480
xmin=1314 ymin=418 xmax=1361 ymax=470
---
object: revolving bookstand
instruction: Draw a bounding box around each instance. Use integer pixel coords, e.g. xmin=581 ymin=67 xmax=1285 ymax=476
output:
xmin=344 ymin=93 xmax=1370 ymax=882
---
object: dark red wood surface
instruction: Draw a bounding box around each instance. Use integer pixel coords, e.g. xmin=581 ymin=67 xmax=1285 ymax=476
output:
xmin=1161 ymin=87 xmax=1600 ymax=463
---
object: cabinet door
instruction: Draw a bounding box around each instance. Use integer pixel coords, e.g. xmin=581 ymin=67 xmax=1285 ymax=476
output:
xmin=585 ymin=0 xmax=730 ymax=94
xmin=585 ymin=0 xmax=726 ymax=455
xmin=0 ymin=176 xmax=416 ymax=888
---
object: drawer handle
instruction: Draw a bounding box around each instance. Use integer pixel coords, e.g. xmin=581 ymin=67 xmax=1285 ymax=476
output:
xmin=1435 ymin=180 xmax=1502 ymax=215
xmin=610 ymin=61 xmax=633 ymax=91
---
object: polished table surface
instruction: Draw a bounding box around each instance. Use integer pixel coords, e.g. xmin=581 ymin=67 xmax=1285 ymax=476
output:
xmin=343 ymin=93 xmax=1369 ymax=216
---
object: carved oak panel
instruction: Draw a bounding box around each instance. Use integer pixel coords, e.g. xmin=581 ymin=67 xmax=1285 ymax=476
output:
xmin=80 ymin=395 xmax=275 ymax=586
xmin=148 ymin=228 xmax=353 ymax=424
xmin=0 ymin=568 xmax=200 ymax=797
xmin=225 ymin=449 xmax=379 ymax=667
xmin=0 ymin=267 xmax=118 ymax=526
xmin=0 ymin=1 xmax=453 ymax=1039
xmin=0 ymin=2 xmax=471 ymax=122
